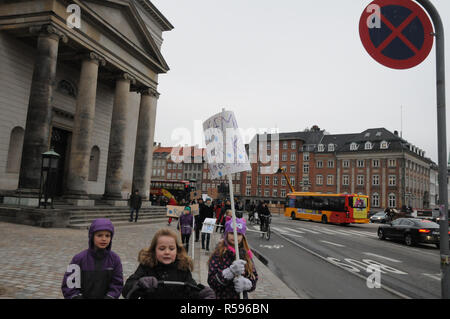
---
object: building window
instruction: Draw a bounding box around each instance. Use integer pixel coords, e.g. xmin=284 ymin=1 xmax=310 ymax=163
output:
xmin=350 ymin=142 xmax=358 ymax=151
xmin=328 ymin=144 xmax=335 ymax=152
xmin=389 ymin=175 xmax=396 ymax=186
xmin=372 ymin=175 xmax=380 ymax=185
xmin=283 ymin=141 xmax=288 ymax=149
xmin=273 ymin=189 xmax=278 ymax=197
xmin=291 ymin=141 xmax=296 ymax=149
xmin=281 ymin=189 xmax=286 ymax=197
xmin=342 ymin=175 xmax=349 ymax=185
xmin=281 ymin=177 xmax=286 ymax=186
xmin=282 ymin=153 xmax=287 ymax=161
xmin=327 ymin=175 xmax=334 ymax=185
xmin=290 ymin=153 xmax=296 ymax=161
xmin=365 ymin=141 xmax=372 ymax=150
xmin=372 ymin=193 xmax=380 ymax=207
xmin=327 ymin=160 xmax=334 ymax=168
xmin=246 ymin=175 xmax=252 ymax=185
xmin=265 ymin=176 xmax=271 ymax=185
xmin=388 ymin=193 xmax=396 ymax=208
xmin=167 ymin=172 xmax=172 ymax=179
xmin=246 ymin=187 xmax=251 ymax=196
xmin=316 ymin=175 xmax=323 ymax=185
xmin=303 ymin=163 xmax=309 ymax=174
xmin=343 ymin=160 xmax=350 ymax=168
xmin=357 ymin=175 xmax=364 ymax=185
xmin=273 ymin=176 xmax=278 ymax=185
xmin=317 ymin=160 xmax=323 ymax=168
xmin=372 ymin=159 xmax=380 ymax=168
xmin=290 ymin=177 xmax=295 ymax=186
xmin=357 ymin=160 xmax=365 ymax=168
xmin=388 ymin=159 xmax=396 ymax=167
xmin=290 ymin=165 xmax=296 ymax=173
xmin=318 ymin=144 xmax=325 ymax=152
xmin=380 ymin=140 xmax=389 ymax=149
xmin=303 ymin=152 xmax=310 ymax=161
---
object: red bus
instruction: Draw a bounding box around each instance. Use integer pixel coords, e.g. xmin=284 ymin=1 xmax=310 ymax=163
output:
xmin=150 ymin=179 xmax=194 ymax=203
xmin=284 ymin=192 xmax=370 ymax=225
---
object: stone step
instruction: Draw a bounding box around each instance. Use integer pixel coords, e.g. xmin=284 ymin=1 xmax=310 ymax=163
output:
xmin=68 ymin=217 xmax=169 ymax=229
xmin=69 ymin=212 xmax=166 ymax=222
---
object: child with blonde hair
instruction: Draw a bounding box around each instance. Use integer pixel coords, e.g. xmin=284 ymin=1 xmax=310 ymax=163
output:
xmin=123 ymin=228 xmax=215 ymax=299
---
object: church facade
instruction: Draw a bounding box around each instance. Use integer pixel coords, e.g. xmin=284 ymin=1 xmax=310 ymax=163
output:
xmin=0 ymin=0 xmax=173 ymax=206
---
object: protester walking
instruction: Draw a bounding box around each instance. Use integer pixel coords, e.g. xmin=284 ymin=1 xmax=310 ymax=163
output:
xmin=207 ymin=218 xmax=258 ymax=299
xmin=199 ymin=198 xmax=214 ymax=251
xmin=178 ymin=206 xmax=194 ymax=253
xmin=61 ymin=218 xmax=123 ymax=299
xmin=122 ymin=228 xmax=215 ymax=299
xmin=129 ymin=189 xmax=142 ymax=222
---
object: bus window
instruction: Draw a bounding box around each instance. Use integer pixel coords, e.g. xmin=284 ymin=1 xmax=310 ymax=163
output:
xmin=295 ymin=196 xmax=304 ymax=208
xmin=287 ymin=196 xmax=296 ymax=208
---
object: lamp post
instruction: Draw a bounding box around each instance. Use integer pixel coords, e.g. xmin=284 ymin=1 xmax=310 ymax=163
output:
xmin=38 ymin=149 xmax=60 ymax=209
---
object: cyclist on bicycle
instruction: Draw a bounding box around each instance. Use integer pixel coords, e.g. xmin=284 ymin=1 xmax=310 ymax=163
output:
xmin=258 ymin=202 xmax=271 ymax=232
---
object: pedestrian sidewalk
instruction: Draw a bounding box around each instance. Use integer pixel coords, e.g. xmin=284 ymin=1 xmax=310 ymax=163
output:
xmin=0 ymin=220 xmax=300 ymax=299
xmin=191 ymin=230 xmax=300 ymax=299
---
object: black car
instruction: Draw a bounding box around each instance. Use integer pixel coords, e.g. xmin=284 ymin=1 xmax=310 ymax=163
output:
xmin=370 ymin=211 xmax=387 ymax=223
xmin=377 ymin=218 xmax=442 ymax=248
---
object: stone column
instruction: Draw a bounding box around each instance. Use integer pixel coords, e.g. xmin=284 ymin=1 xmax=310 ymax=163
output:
xmin=132 ymin=87 xmax=159 ymax=202
xmin=103 ymin=73 xmax=135 ymax=203
xmin=65 ymin=53 xmax=105 ymax=206
xmin=15 ymin=25 xmax=67 ymax=205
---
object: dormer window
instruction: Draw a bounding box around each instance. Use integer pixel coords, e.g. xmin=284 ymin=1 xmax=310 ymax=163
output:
xmin=376 ymin=132 xmax=382 ymax=137
xmin=318 ymin=144 xmax=325 ymax=152
xmin=365 ymin=141 xmax=372 ymax=150
xmin=328 ymin=144 xmax=335 ymax=152
xmin=380 ymin=140 xmax=389 ymax=149
xmin=350 ymin=142 xmax=358 ymax=151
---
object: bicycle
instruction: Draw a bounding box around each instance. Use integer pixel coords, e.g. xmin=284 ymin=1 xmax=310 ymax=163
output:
xmin=259 ymin=215 xmax=271 ymax=240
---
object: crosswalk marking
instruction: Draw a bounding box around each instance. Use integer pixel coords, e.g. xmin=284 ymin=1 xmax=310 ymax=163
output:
xmin=282 ymin=227 xmax=305 ymax=234
xmin=423 ymin=273 xmax=441 ymax=281
xmin=272 ymin=225 xmax=376 ymax=239
xmin=363 ymin=252 xmax=401 ymax=263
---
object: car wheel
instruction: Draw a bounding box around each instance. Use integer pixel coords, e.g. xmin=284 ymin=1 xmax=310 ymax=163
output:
xmin=404 ymin=233 xmax=415 ymax=246
xmin=378 ymin=229 xmax=385 ymax=240
xmin=321 ymin=215 xmax=328 ymax=224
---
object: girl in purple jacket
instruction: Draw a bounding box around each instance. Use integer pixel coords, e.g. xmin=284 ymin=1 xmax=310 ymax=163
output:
xmin=207 ymin=218 xmax=258 ymax=299
xmin=177 ymin=206 xmax=194 ymax=253
xmin=61 ymin=218 xmax=123 ymax=299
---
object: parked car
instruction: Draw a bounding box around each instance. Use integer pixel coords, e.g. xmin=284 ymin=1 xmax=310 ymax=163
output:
xmin=370 ymin=211 xmax=387 ymax=223
xmin=377 ymin=218 xmax=444 ymax=248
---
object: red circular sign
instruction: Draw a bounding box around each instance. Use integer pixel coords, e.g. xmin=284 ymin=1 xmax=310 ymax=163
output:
xmin=359 ymin=0 xmax=434 ymax=69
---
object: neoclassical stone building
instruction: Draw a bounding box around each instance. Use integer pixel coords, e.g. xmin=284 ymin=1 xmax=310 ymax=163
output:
xmin=0 ymin=0 xmax=173 ymax=206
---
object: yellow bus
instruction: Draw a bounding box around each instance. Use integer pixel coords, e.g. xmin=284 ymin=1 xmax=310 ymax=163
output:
xmin=284 ymin=192 xmax=370 ymax=225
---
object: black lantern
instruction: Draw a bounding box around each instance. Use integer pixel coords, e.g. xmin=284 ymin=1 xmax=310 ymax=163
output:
xmin=38 ymin=149 xmax=60 ymax=208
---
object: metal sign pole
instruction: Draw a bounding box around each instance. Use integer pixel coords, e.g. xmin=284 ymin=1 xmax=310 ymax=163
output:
xmin=415 ymin=0 xmax=449 ymax=299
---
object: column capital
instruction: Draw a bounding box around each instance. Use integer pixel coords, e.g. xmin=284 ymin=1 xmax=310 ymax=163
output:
xmin=29 ymin=24 xmax=68 ymax=44
xmin=115 ymin=73 xmax=136 ymax=85
xmin=139 ymin=87 xmax=160 ymax=98
xmin=77 ymin=52 xmax=106 ymax=67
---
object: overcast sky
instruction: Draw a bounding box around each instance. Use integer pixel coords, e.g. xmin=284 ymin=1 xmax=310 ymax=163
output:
xmin=150 ymin=0 xmax=450 ymax=164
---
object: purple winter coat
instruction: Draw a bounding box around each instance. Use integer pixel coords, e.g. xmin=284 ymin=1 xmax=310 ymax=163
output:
xmin=178 ymin=213 xmax=194 ymax=235
xmin=61 ymin=218 xmax=123 ymax=299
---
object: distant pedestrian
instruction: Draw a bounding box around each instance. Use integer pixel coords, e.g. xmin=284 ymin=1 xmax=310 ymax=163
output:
xmin=218 ymin=200 xmax=232 ymax=233
xmin=207 ymin=218 xmax=258 ymax=299
xmin=122 ymin=228 xmax=215 ymax=299
xmin=129 ymin=189 xmax=142 ymax=222
xmin=199 ymin=198 xmax=214 ymax=251
xmin=167 ymin=197 xmax=177 ymax=226
xmin=177 ymin=206 xmax=194 ymax=253
xmin=61 ymin=218 xmax=123 ymax=299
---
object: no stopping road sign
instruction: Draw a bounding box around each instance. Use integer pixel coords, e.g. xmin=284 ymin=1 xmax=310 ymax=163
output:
xmin=359 ymin=0 xmax=434 ymax=69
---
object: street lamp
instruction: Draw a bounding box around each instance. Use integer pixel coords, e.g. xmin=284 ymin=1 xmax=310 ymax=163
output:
xmin=38 ymin=149 xmax=60 ymax=209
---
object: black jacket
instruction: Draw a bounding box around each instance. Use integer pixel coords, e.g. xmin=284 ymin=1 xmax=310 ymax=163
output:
xmin=123 ymin=261 xmax=200 ymax=299
xmin=199 ymin=204 xmax=214 ymax=226
xmin=129 ymin=193 xmax=142 ymax=209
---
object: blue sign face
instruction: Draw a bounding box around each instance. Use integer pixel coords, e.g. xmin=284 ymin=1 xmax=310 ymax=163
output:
xmin=360 ymin=0 xmax=434 ymax=69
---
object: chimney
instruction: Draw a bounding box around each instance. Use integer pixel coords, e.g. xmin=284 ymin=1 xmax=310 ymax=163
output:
xmin=394 ymin=130 xmax=398 ymax=136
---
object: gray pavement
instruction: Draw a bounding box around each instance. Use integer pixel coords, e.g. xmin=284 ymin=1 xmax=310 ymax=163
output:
xmin=0 ymin=220 xmax=300 ymax=299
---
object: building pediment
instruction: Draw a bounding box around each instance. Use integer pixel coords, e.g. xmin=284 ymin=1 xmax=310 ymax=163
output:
xmin=80 ymin=0 xmax=169 ymax=73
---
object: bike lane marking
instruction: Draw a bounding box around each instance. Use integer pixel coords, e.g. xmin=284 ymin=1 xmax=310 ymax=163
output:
xmin=271 ymin=228 xmax=412 ymax=299
xmin=363 ymin=252 xmax=402 ymax=263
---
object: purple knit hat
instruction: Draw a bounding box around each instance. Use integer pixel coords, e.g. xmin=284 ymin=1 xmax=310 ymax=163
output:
xmin=224 ymin=218 xmax=247 ymax=235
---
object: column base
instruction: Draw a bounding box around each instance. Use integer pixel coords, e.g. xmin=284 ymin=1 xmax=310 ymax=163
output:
xmin=103 ymin=200 xmax=129 ymax=207
xmin=65 ymin=199 xmax=96 ymax=207
xmin=3 ymin=196 xmax=39 ymax=207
